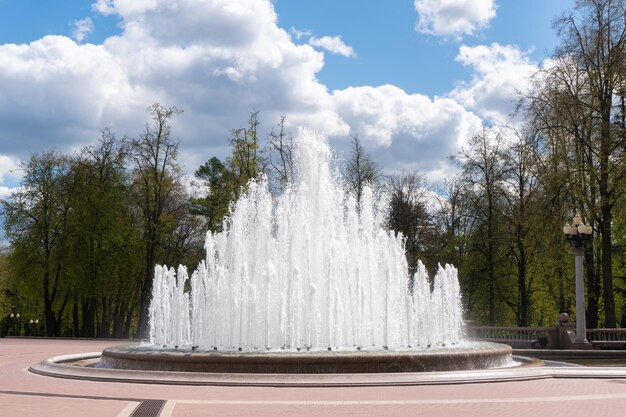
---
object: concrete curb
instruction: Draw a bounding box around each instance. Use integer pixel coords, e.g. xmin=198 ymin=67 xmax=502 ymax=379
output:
xmin=30 ymin=352 xmax=554 ymax=387
xmin=514 ymin=348 xmax=626 ymax=359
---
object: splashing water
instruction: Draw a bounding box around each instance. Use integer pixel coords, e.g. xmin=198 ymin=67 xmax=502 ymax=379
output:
xmin=149 ymin=129 xmax=464 ymax=352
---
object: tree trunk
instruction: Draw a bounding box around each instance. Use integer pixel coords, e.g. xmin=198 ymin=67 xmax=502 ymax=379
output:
xmin=137 ymin=242 xmax=156 ymax=338
xmin=585 ymin=247 xmax=599 ymax=328
xmin=601 ymin=203 xmax=616 ymax=326
xmin=518 ymin=244 xmax=529 ymax=327
xmin=487 ymin=205 xmax=495 ymax=325
xmin=42 ymin=268 xmax=58 ymax=336
xmin=123 ymin=303 xmax=135 ymax=339
xmin=81 ymin=297 xmax=96 ymax=337
xmin=72 ymin=294 xmax=80 ymax=337
xmin=599 ymin=95 xmax=616 ymax=327
xmin=99 ymin=296 xmax=109 ymax=338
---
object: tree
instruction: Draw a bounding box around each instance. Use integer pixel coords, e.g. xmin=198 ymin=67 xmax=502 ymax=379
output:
xmin=65 ymin=131 xmax=141 ymax=337
xmin=0 ymin=249 xmax=12 ymax=320
xmin=387 ymin=172 xmax=434 ymax=274
xmin=129 ymin=103 xmax=184 ymax=337
xmin=501 ymin=129 xmax=541 ymax=326
xmin=227 ymin=111 xmax=267 ymax=197
xmin=433 ymin=176 xmax=472 ymax=268
xmin=556 ymin=0 xmax=625 ymax=327
xmin=189 ymin=157 xmax=233 ymax=232
xmin=192 ymin=112 xmax=276 ymax=232
xmin=1 ymin=152 xmax=73 ymax=336
xmin=267 ymin=114 xmax=295 ymax=190
xmin=457 ymin=127 xmax=509 ymax=325
xmin=345 ymin=135 xmax=381 ymax=205
xmin=524 ymin=0 xmax=626 ymax=326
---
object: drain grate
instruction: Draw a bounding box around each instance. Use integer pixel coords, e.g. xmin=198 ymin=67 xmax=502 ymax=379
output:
xmin=131 ymin=400 xmax=166 ymax=417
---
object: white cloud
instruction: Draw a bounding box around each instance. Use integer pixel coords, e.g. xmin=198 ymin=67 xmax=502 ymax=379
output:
xmin=0 ymin=186 xmax=12 ymax=200
xmin=0 ymin=35 xmax=152 ymax=155
xmin=71 ymin=17 xmax=95 ymax=43
xmin=414 ymin=0 xmax=496 ymax=39
xmin=0 ymin=154 xmax=20 ymax=182
xmin=0 ymin=154 xmax=21 ymax=199
xmin=450 ymin=43 xmax=538 ymax=125
xmin=92 ymin=0 xmax=116 ymax=15
xmin=308 ymin=35 xmax=356 ymax=58
xmin=0 ymin=0 xmax=484 ymax=183
xmin=333 ymin=84 xmax=482 ymax=174
xmin=0 ymin=0 xmax=347 ymax=168
xmin=290 ymin=27 xmax=312 ymax=40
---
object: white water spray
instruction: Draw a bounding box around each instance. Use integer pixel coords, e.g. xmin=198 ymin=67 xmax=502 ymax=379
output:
xmin=149 ymin=129 xmax=464 ymax=352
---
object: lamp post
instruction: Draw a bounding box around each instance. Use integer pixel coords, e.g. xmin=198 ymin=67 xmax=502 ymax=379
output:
xmin=15 ymin=313 xmax=21 ymax=336
xmin=563 ymin=214 xmax=592 ymax=345
xmin=8 ymin=313 xmax=14 ymax=336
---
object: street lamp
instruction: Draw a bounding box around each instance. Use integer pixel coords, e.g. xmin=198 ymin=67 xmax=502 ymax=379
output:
xmin=563 ymin=214 xmax=593 ymax=345
xmin=8 ymin=313 xmax=16 ymax=336
xmin=15 ymin=313 xmax=21 ymax=336
xmin=7 ymin=313 xmax=14 ymax=336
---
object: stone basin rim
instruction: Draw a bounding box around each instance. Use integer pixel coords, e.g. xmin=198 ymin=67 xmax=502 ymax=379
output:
xmin=30 ymin=351 xmax=551 ymax=387
xmin=99 ymin=341 xmax=514 ymax=374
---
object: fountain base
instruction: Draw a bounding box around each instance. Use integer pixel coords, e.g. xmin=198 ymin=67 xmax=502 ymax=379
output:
xmin=100 ymin=342 xmax=512 ymax=373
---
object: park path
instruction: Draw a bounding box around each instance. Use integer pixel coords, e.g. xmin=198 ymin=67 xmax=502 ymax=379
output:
xmin=2 ymin=338 xmax=626 ymax=416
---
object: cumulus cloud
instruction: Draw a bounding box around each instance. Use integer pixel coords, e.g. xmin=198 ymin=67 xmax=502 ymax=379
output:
xmin=0 ymin=0 xmax=484 ymax=185
xmin=290 ymin=27 xmax=312 ymax=40
xmin=334 ymin=84 xmax=482 ymax=175
xmin=308 ymin=35 xmax=356 ymax=58
xmin=0 ymin=35 xmax=152 ymax=155
xmin=71 ymin=17 xmax=95 ymax=43
xmin=0 ymin=154 xmax=21 ymax=199
xmin=449 ymin=43 xmax=538 ymax=124
xmin=0 ymin=0 xmax=346 ymax=167
xmin=414 ymin=0 xmax=496 ymax=39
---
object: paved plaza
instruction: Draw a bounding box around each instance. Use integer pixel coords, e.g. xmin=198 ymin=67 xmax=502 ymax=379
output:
xmin=2 ymin=338 xmax=626 ymax=416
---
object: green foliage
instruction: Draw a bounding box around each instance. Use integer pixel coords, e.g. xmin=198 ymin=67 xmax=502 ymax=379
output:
xmin=0 ymin=151 xmax=74 ymax=335
xmin=0 ymin=104 xmax=205 ymax=337
xmin=227 ymin=111 xmax=267 ymax=196
xmin=521 ymin=0 xmax=626 ymax=326
xmin=190 ymin=112 xmax=284 ymax=232
xmin=189 ymin=157 xmax=233 ymax=232
xmin=387 ymin=172 xmax=432 ymax=272
xmin=0 ymin=0 xmax=623 ymax=334
xmin=0 ymin=251 xmax=12 ymax=318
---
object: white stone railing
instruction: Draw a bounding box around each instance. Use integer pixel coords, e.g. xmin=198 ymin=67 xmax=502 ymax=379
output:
xmin=469 ymin=326 xmax=626 ymax=349
xmin=467 ymin=326 xmax=550 ymax=348
xmin=586 ymin=328 xmax=626 ymax=347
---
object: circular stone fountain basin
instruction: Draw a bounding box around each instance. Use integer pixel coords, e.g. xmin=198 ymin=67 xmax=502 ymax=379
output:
xmin=100 ymin=342 xmax=512 ymax=373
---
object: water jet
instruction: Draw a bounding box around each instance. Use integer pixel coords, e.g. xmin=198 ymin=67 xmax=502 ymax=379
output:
xmin=103 ymin=129 xmax=511 ymax=374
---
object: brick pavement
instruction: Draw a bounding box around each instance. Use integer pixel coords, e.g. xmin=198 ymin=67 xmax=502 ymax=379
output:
xmin=2 ymin=338 xmax=626 ymax=417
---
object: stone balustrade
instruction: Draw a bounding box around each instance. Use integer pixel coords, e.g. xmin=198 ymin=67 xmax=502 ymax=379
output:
xmin=467 ymin=323 xmax=626 ymax=350
xmin=466 ymin=326 xmax=549 ymax=348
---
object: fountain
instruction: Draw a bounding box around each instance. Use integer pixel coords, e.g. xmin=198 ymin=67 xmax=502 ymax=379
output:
xmin=100 ymin=128 xmax=512 ymax=373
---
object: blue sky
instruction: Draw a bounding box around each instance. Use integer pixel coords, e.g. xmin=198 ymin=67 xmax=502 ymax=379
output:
xmin=0 ymin=0 xmax=576 ymax=197
xmin=0 ymin=1 xmax=572 ymax=97
xmin=276 ymin=0 xmax=572 ymax=96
